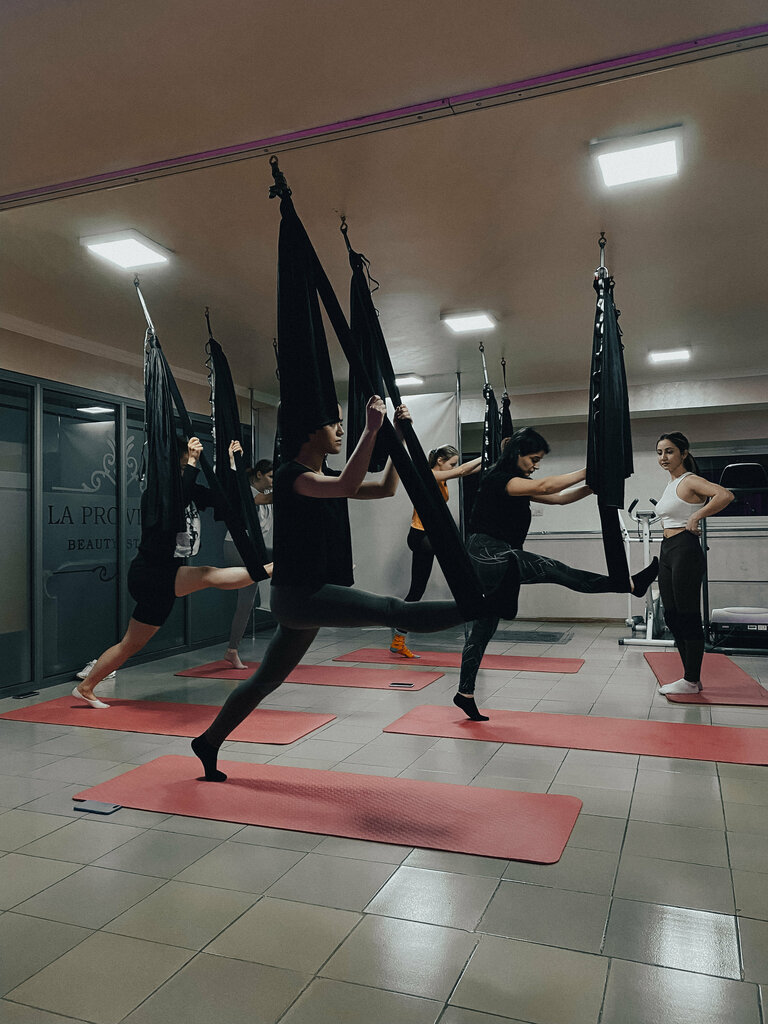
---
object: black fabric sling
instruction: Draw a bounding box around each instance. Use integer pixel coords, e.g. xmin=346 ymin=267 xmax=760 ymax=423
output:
xmin=205 ymin=326 xmax=269 ymax=567
xmin=500 ymin=358 xmax=514 ymax=441
xmin=481 ymin=383 xmax=501 ymax=474
xmin=345 ymin=234 xmax=389 ymax=473
xmin=270 ymin=166 xmax=485 ymax=619
xmin=142 ymin=331 xmax=185 ymax=538
xmin=586 ymin=261 xmax=633 ymax=586
xmin=135 ymin=283 xmax=268 ymax=583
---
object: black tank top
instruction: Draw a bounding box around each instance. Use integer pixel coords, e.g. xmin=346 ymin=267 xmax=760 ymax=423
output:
xmin=469 ymin=471 xmax=531 ymax=548
xmin=272 ymin=461 xmax=354 ymax=589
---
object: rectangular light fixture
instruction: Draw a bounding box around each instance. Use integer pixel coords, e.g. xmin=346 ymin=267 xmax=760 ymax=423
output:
xmin=394 ymin=375 xmax=424 ymax=387
xmin=80 ymin=230 xmax=171 ymax=269
xmin=592 ymin=127 xmax=681 ymax=188
xmin=649 ymin=349 xmax=691 ymax=364
xmin=440 ymin=311 xmax=496 ymax=333
xmin=77 ymin=406 xmax=114 ymax=413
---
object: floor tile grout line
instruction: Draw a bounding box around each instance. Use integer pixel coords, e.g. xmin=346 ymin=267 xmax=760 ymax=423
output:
xmin=719 ymin=757 xmax=749 ymax=985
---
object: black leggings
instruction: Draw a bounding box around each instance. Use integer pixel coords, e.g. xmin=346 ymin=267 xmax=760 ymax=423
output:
xmin=658 ymin=531 xmax=706 ymax=682
xmin=203 ymin=584 xmax=469 ymax=746
xmin=404 ymin=527 xmax=434 ymax=603
xmin=458 ymin=533 xmax=626 ymax=694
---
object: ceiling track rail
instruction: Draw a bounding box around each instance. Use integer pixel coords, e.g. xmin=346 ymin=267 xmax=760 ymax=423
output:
xmin=2 ymin=24 xmax=767 ymax=211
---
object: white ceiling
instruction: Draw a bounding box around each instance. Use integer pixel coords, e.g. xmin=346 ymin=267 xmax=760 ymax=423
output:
xmin=1 ymin=0 xmax=767 ymax=414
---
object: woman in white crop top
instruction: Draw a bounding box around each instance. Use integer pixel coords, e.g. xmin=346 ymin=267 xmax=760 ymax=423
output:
xmin=654 ymin=432 xmax=734 ymax=694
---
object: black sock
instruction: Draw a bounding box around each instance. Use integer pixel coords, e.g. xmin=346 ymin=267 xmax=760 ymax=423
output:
xmin=631 ymin=557 xmax=659 ymax=599
xmin=453 ymin=693 xmax=490 ymax=721
xmin=191 ymin=735 xmax=227 ymax=782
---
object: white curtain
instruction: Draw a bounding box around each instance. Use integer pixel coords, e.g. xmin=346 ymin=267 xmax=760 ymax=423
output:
xmin=341 ymin=392 xmax=458 ymax=600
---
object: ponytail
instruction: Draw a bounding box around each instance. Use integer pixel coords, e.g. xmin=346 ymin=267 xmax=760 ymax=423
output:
xmin=657 ymin=432 xmax=698 ymax=474
xmin=428 ymin=444 xmax=459 ymax=468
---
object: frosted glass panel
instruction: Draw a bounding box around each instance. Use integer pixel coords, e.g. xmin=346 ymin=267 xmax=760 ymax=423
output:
xmin=0 ymin=381 xmax=32 ymax=688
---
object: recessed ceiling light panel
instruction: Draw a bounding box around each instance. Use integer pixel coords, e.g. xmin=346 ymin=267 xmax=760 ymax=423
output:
xmin=441 ymin=312 xmax=496 ymax=333
xmin=394 ymin=375 xmax=424 ymax=387
xmin=649 ymin=348 xmax=691 ymax=364
xmin=80 ymin=230 xmax=171 ymax=269
xmin=77 ymin=406 xmax=114 ymax=414
xmin=592 ymin=126 xmax=682 ymax=188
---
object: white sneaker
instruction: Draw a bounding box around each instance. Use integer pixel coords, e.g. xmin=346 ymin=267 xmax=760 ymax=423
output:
xmin=659 ymin=678 xmax=702 ymax=695
xmin=76 ymin=660 xmax=116 ymax=680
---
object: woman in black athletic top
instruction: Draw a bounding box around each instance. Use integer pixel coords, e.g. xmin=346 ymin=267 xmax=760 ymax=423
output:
xmin=73 ymin=436 xmax=271 ymax=708
xmin=191 ymin=397 xmax=516 ymax=781
xmin=454 ymin=427 xmax=659 ymax=720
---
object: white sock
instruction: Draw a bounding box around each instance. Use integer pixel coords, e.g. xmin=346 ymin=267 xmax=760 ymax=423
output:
xmin=659 ymin=678 xmax=702 ymax=695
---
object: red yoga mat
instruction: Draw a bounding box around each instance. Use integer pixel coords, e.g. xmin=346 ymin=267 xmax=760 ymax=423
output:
xmin=334 ymin=648 xmax=584 ymax=674
xmin=645 ymin=652 xmax=768 ymax=706
xmin=383 ymin=705 xmax=768 ymax=765
xmin=0 ymin=698 xmax=334 ymax=745
xmin=74 ymin=755 xmax=582 ymax=863
xmin=175 ymin=660 xmax=442 ymax=690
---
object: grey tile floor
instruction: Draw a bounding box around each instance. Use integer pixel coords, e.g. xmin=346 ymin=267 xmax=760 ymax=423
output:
xmin=1 ymin=622 xmax=768 ymax=1023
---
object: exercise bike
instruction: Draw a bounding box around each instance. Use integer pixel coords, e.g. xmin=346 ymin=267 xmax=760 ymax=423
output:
xmin=618 ymin=498 xmax=674 ymax=647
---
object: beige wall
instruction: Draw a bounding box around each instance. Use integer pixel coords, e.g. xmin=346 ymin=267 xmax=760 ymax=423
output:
xmin=0 ymin=324 xmax=255 ymax=420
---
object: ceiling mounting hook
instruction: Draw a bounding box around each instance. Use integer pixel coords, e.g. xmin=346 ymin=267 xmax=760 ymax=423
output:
xmin=268 ymin=155 xmax=291 ymax=199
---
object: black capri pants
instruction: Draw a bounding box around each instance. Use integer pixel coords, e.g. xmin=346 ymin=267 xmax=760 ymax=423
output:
xmin=658 ymin=531 xmax=706 ymax=682
xmin=404 ymin=527 xmax=435 ymax=603
xmin=127 ymin=554 xmax=184 ymax=627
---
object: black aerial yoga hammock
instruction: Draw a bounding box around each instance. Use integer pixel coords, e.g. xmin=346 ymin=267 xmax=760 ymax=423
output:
xmin=481 ymin=383 xmax=501 ymax=473
xmin=343 ymin=220 xmax=388 ymax=473
xmin=269 ymin=158 xmax=486 ymax=619
xmin=134 ymin=280 xmax=269 ymax=583
xmin=500 ymin=357 xmax=514 ymax=441
xmin=585 ymin=234 xmax=633 ymax=586
xmin=478 ymin=343 xmax=501 ymax=474
xmin=270 ymin=339 xmax=286 ymax=471
xmin=204 ymin=311 xmax=269 ymax=566
xmin=142 ymin=329 xmax=185 ymax=539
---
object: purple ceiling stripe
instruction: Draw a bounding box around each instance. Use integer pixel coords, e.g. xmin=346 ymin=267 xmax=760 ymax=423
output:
xmin=452 ymin=23 xmax=768 ymax=102
xmin=3 ymin=22 xmax=767 ymax=204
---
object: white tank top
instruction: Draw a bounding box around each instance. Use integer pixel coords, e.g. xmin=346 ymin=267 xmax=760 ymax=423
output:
xmin=655 ymin=471 xmax=706 ymax=529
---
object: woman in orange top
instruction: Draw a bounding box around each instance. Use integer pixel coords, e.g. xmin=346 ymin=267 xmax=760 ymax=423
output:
xmin=390 ymin=444 xmax=481 ymax=657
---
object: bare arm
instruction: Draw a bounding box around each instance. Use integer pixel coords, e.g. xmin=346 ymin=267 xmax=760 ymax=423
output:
xmin=532 ymin=484 xmax=593 ymax=506
xmin=294 ymin=397 xmax=386 ymax=499
xmin=506 ymin=467 xmax=587 ymax=497
xmin=252 ymin=491 xmax=273 ymax=506
xmin=678 ymin=475 xmax=735 ymax=532
xmin=432 ymin=456 xmax=483 ymax=481
xmin=356 ymin=458 xmax=399 ymax=499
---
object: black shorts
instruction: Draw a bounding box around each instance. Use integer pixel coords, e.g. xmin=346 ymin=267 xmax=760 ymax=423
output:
xmin=127 ymin=555 xmax=184 ymax=627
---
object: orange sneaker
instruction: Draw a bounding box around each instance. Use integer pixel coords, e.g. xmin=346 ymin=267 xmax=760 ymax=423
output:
xmin=390 ymin=633 xmax=420 ymax=658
